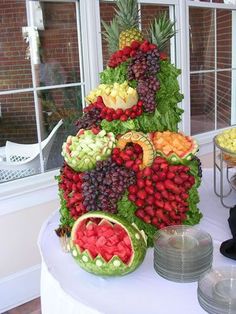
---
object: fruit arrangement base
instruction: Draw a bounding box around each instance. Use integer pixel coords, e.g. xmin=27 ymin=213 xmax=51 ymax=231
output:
xmin=39 ymin=168 xmax=234 ymax=314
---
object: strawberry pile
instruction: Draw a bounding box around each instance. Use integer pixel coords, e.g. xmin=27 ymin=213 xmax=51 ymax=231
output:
xmin=74 ymin=219 xmax=132 ymax=263
xmin=108 ymin=40 xmax=157 ymax=68
xmin=59 ymin=164 xmax=87 ymax=220
xmin=100 ymin=100 xmax=143 ymax=121
xmin=127 ymin=157 xmax=195 ymax=229
xmin=112 ymin=144 xmax=143 ymax=172
xmin=81 ymin=96 xmax=143 ymax=125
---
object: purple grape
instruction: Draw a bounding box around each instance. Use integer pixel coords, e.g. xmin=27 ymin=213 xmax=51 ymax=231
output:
xmin=128 ymin=46 xmax=161 ymax=113
xmin=81 ymin=158 xmax=136 ymax=213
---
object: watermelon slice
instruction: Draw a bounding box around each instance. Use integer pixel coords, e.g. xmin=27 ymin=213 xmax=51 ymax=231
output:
xmin=70 ymin=211 xmax=147 ymax=276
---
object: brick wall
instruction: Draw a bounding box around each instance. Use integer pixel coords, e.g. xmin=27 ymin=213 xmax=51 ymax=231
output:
xmin=0 ymin=1 xmax=81 ymax=147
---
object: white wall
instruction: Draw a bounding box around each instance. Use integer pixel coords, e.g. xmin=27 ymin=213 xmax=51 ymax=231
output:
xmin=0 ymin=194 xmax=59 ymax=312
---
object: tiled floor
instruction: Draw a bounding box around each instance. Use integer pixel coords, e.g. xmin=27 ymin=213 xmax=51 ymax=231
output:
xmin=3 ymin=298 xmax=41 ymax=314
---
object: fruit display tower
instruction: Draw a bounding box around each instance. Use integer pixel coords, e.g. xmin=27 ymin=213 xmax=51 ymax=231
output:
xmin=56 ymin=0 xmax=203 ymax=276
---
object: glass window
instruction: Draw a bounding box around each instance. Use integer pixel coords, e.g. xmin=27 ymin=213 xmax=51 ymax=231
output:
xmin=189 ymin=6 xmax=236 ymax=135
xmin=0 ymin=0 xmax=84 ymax=184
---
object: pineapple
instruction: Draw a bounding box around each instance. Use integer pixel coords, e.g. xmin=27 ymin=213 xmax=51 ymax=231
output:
xmin=102 ymin=18 xmax=120 ymax=54
xmin=115 ymin=0 xmax=143 ymax=49
xmin=148 ymin=13 xmax=176 ymax=51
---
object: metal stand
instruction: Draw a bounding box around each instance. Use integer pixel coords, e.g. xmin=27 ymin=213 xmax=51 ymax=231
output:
xmin=213 ymin=136 xmax=236 ymax=208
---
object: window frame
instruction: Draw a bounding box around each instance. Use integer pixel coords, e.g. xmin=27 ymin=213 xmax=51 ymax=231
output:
xmin=184 ymin=0 xmax=236 ymax=145
xmin=0 ymin=0 xmax=100 ymax=209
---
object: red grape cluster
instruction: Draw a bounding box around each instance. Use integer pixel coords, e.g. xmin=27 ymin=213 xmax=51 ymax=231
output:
xmin=100 ymin=101 xmax=143 ymax=122
xmin=127 ymin=157 xmax=195 ymax=229
xmin=59 ymin=164 xmax=87 ymax=220
xmin=82 ymin=158 xmax=136 ymax=213
xmin=128 ymin=41 xmax=160 ymax=113
xmin=112 ymin=144 xmax=143 ymax=172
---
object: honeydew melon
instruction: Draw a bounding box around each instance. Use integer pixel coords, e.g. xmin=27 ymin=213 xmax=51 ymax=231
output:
xmin=70 ymin=211 xmax=147 ymax=276
xmin=61 ymin=130 xmax=116 ymax=171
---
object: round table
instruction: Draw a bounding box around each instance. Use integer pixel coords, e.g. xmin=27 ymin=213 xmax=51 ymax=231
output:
xmin=39 ymin=169 xmax=235 ymax=314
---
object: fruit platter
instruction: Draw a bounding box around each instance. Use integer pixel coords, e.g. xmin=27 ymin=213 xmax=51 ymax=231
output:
xmin=55 ymin=0 xmax=203 ymax=276
xmin=215 ymin=128 xmax=236 ymax=167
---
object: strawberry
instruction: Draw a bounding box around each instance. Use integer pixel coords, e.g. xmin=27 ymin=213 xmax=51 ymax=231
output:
xmin=125 ymin=160 xmax=134 ymax=168
xmin=120 ymin=114 xmax=128 ymax=121
xmin=146 ymin=195 xmax=155 ymax=205
xmin=167 ymin=172 xmax=175 ymax=179
xmin=144 ymin=206 xmax=155 ymax=217
xmin=128 ymin=185 xmax=138 ymax=194
xmin=155 ymin=199 xmax=164 ymax=208
xmin=155 ymin=182 xmax=165 ymax=191
xmin=158 ymin=172 xmax=166 ymax=181
xmin=161 ymin=190 xmax=169 ymax=200
xmin=135 ymin=199 xmax=145 ymax=207
xmin=137 ymin=179 xmax=145 ymax=188
xmin=164 ymin=180 xmax=180 ymax=194
xmin=132 ymin=164 xmax=140 ymax=172
xmin=143 ymin=215 xmax=151 ymax=223
xmin=145 ymin=179 xmax=153 ymax=186
xmin=143 ymin=167 xmax=153 ymax=177
xmin=128 ymin=194 xmax=136 ymax=202
xmin=164 ymin=202 xmax=172 ymax=212
xmin=137 ymin=190 xmax=147 ymax=200
xmin=135 ymin=209 xmax=145 ymax=219
xmin=123 ymin=46 xmax=132 ymax=55
xmin=179 ymin=172 xmax=189 ymax=181
xmin=130 ymin=40 xmax=141 ymax=49
xmin=125 ymin=109 xmax=132 ymax=116
xmin=154 ymin=192 xmax=161 ymax=200
xmin=154 ymin=157 xmax=167 ymax=164
xmin=112 ymin=147 xmax=120 ymax=155
xmin=174 ymin=176 xmax=183 ymax=185
xmin=116 ymin=108 xmax=124 ymax=117
xmin=133 ymin=144 xmax=143 ymax=153
xmin=152 ymin=174 xmax=159 ymax=182
xmin=145 ymin=186 xmax=154 ymax=195
xmin=181 ymin=192 xmax=189 ymax=200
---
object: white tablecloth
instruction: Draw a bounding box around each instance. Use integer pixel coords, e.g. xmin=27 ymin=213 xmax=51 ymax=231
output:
xmin=39 ymin=169 xmax=236 ymax=314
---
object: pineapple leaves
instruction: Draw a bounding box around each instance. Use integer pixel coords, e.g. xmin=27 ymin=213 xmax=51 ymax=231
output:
xmin=115 ymin=0 xmax=140 ymax=30
xmin=102 ymin=18 xmax=120 ymax=54
xmin=149 ymin=13 xmax=176 ymax=52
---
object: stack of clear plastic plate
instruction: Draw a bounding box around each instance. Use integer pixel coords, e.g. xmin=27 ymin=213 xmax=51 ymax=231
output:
xmin=153 ymin=225 xmax=213 ymax=283
xmin=198 ymin=266 xmax=236 ymax=314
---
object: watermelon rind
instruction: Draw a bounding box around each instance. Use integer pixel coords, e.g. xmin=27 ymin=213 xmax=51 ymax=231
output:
xmin=70 ymin=211 xmax=147 ymax=276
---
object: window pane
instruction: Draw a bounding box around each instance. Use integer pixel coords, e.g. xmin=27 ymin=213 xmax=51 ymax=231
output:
xmin=100 ymin=1 xmax=117 ymax=68
xmin=39 ymin=86 xmax=83 ymax=171
xmin=189 ymin=8 xmax=215 ymax=71
xmin=190 ymin=72 xmax=215 ymax=135
xmin=217 ymin=10 xmax=233 ymax=69
xmin=217 ymin=70 xmax=232 ymax=129
xmin=34 ymin=1 xmax=81 ymax=87
xmin=0 ymin=92 xmax=37 ymax=147
xmin=0 ymin=1 xmax=32 ymax=91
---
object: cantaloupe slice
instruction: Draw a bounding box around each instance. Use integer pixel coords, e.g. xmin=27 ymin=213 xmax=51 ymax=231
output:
xmin=153 ymin=131 xmax=198 ymax=163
